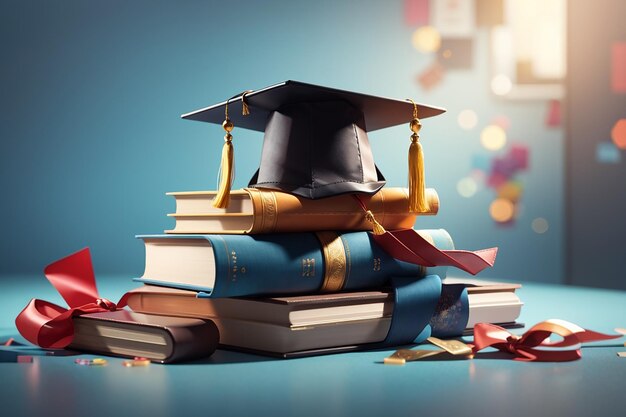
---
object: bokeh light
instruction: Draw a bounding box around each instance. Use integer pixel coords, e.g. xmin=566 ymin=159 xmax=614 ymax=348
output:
xmin=531 ymin=217 xmax=549 ymax=234
xmin=492 ymin=115 xmax=511 ymax=131
xmin=458 ymin=109 xmax=478 ymax=130
xmin=412 ymin=26 xmax=441 ymax=53
xmin=480 ymin=125 xmax=507 ymax=151
xmin=596 ymin=142 xmax=621 ymax=164
xmin=491 ymin=74 xmax=513 ymax=96
xmin=611 ymin=119 xmax=626 ymax=149
xmin=457 ymin=177 xmax=478 ymax=198
xmin=470 ymin=168 xmax=486 ymax=182
xmin=497 ymin=181 xmax=523 ymax=202
xmin=489 ymin=198 xmax=515 ymax=223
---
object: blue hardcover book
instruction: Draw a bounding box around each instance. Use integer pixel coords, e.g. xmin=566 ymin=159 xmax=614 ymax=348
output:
xmin=134 ymin=229 xmax=454 ymax=298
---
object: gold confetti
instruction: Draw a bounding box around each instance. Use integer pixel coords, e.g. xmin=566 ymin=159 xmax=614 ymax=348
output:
xmin=427 ymin=337 xmax=473 ymax=356
xmin=617 ymin=352 xmax=626 ymax=358
xmin=384 ymin=357 xmax=406 ymax=365
xmin=384 ymin=349 xmax=443 ymax=365
xmin=122 ymin=358 xmax=151 ymax=367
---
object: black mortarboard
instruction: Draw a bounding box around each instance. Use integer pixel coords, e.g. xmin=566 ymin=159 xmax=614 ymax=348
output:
xmin=182 ymin=80 xmax=446 ymax=210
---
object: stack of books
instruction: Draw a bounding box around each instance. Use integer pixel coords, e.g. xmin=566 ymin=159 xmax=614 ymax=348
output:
xmin=65 ymin=80 xmax=523 ymax=362
xmin=109 ymin=186 xmax=523 ymax=359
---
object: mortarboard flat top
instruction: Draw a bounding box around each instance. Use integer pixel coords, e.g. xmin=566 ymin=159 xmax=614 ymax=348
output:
xmin=183 ymin=80 xmax=446 ymax=200
xmin=181 ymin=80 xmax=446 ymax=132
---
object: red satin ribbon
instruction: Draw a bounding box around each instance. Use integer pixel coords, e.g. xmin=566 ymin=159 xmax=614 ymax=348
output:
xmin=352 ymin=195 xmax=498 ymax=275
xmin=15 ymin=248 xmax=129 ymax=349
xmin=471 ymin=320 xmax=622 ymax=361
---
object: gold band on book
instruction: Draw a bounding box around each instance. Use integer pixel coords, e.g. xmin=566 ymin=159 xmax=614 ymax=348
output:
xmin=316 ymin=231 xmax=347 ymax=292
xmin=249 ymin=188 xmax=278 ymax=233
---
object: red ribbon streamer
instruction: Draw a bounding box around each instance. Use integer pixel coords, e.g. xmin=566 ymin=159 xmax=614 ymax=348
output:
xmin=15 ymin=248 xmax=129 ymax=349
xmin=352 ymin=195 xmax=498 ymax=275
xmin=471 ymin=320 xmax=622 ymax=361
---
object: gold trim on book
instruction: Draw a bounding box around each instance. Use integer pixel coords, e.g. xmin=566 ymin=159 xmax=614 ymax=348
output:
xmin=315 ymin=231 xmax=347 ymax=292
xmin=253 ymin=188 xmax=278 ymax=233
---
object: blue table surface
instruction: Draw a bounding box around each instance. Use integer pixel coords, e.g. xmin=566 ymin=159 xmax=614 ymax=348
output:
xmin=0 ymin=274 xmax=624 ymax=417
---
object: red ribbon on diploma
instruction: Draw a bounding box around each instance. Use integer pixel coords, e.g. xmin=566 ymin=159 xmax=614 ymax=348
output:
xmin=15 ymin=248 xmax=129 ymax=349
xmin=352 ymin=195 xmax=498 ymax=275
xmin=471 ymin=320 xmax=622 ymax=362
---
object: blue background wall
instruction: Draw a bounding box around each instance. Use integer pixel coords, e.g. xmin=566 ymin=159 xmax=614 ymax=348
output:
xmin=0 ymin=0 xmax=563 ymax=284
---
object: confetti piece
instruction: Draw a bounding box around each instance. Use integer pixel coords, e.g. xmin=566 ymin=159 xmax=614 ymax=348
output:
xmin=384 ymin=357 xmax=406 ymax=365
xmin=396 ymin=349 xmax=443 ymax=361
xmin=75 ymin=358 xmax=108 ymax=366
xmin=122 ymin=357 xmax=151 ymax=367
xmin=17 ymin=355 xmax=33 ymax=363
xmin=616 ymin=328 xmax=626 ymax=335
xmin=618 ymin=352 xmax=626 ymax=358
xmin=384 ymin=349 xmax=444 ymax=365
xmin=2 ymin=338 xmax=15 ymax=346
xmin=427 ymin=337 xmax=473 ymax=356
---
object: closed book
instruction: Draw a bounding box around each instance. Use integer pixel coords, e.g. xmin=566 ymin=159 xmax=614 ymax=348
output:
xmin=134 ymin=229 xmax=453 ymax=297
xmin=126 ymin=279 xmax=523 ymax=356
xmin=68 ymin=310 xmax=219 ymax=363
xmin=165 ymin=187 xmax=439 ymax=234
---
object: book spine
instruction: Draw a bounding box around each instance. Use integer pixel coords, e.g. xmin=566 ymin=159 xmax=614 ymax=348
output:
xmin=206 ymin=229 xmax=453 ymax=297
xmin=247 ymin=187 xmax=438 ymax=233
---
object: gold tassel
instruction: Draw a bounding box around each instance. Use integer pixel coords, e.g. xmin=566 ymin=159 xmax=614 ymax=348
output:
xmin=407 ymin=99 xmax=429 ymax=213
xmin=213 ymin=118 xmax=235 ymax=208
xmin=365 ymin=210 xmax=387 ymax=235
xmin=212 ymin=92 xmax=252 ymax=209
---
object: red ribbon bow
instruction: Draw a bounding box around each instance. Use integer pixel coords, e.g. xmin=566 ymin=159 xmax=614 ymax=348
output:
xmin=471 ymin=320 xmax=622 ymax=361
xmin=15 ymin=248 xmax=129 ymax=349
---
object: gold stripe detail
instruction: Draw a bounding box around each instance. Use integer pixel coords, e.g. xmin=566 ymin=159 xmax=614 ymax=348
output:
xmin=248 ymin=188 xmax=278 ymax=233
xmin=258 ymin=189 xmax=278 ymax=233
xmin=315 ymin=231 xmax=347 ymax=292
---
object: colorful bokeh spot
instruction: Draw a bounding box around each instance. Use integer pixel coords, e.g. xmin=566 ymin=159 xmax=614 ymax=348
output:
xmin=458 ymin=109 xmax=478 ymax=130
xmin=489 ymin=198 xmax=515 ymax=223
xmin=611 ymin=119 xmax=626 ymax=149
xmin=457 ymin=176 xmax=478 ymax=198
xmin=412 ymin=26 xmax=441 ymax=53
xmin=491 ymin=74 xmax=512 ymax=96
xmin=497 ymin=180 xmax=523 ymax=203
xmin=532 ymin=217 xmax=549 ymax=234
xmin=471 ymin=143 xmax=530 ymax=226
xmin=596 ymin=142 xmax=621 ymax=164
xmin=480 ymin=125 xmax=507 ymax=151
xmin=491 ymin=115 xmax=511 ymax=131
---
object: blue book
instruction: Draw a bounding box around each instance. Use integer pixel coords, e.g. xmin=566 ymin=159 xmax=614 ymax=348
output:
xmin=134 ymin=229 xmax=454 ymax=297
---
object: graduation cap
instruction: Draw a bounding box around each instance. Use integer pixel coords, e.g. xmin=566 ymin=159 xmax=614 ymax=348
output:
xmin=182 ymin=80 xmax=446 ymax=211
